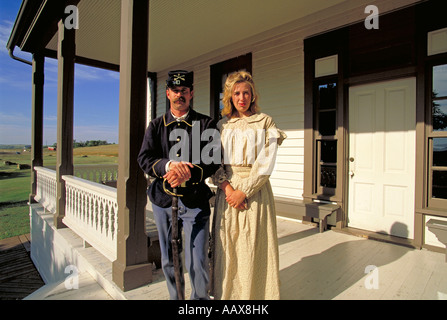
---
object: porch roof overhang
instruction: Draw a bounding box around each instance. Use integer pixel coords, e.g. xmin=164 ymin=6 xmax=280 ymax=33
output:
xmin=7 ymin=0 xmax=347 ymax=72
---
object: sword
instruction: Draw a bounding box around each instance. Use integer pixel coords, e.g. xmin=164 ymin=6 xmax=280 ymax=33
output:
xmin=171 ymin=186 xmax=185 ymax=300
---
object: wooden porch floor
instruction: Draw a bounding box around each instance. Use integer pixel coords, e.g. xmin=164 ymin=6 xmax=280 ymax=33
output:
xmin=277 ymin=220 xmax=447 ymax=300
xmin=0 ymin=234 xmax=45 ymax=300
xmin=5 ymin=217 xmax=447 ymax=300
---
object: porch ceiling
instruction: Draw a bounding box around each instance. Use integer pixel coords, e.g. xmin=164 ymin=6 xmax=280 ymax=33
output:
xmin=43 ymin=0 xmax=346 ymax=72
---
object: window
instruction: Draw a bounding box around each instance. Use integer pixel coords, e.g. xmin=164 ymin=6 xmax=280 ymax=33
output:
xmin=432 ymin=138 xmax=447 ymax=199
xmin=315 ymin=81 xmax=338 ymax=194
xmin=429 ymin=63 xmax=447 ymax=207
xmin=304 ymin=25 xmax=347 ymax=204
xmin=147 ymin=72 xmax=157 ymax=120
xmin=432 ymin=64 xmax=447 ymax=131
xmin=210 ymin=53 xmax=252 ymax=121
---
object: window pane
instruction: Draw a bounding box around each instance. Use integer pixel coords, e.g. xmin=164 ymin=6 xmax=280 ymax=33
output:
xmin=319 ymin=110 xmax=336 ymax=136
xmin=319 ymin=83 xmax=337 ymax=110
xmin=320 ymin=140 xmax=337 ymax=163
xmin=433 ymin=64 xmax=447 ymax=98
xmin=433 ymin=170 xmax=447 ymax=199
xmin=433 ymin=100 xmax=447 ymax=131
xmin=320 ymin=165 xmax=336 ymax=188
xmin=433 ymin=138 xmax=447 ymax=167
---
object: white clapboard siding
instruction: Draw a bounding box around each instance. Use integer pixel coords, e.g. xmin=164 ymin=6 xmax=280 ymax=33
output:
xmin=189 ymin=62 xmax=211 ymax=116
xmin=155 ymin=71 xmax=167 ymax=119
xmin=253 ymin=32 xmax=305 ymax=197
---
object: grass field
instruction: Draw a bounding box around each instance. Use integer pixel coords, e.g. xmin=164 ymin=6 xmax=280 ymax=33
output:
xmin=0 ymin=144 xmax=118 ymax=240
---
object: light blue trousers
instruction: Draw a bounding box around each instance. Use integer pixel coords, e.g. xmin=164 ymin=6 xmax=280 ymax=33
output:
xmin=152 ymin=199 xmax=210 ymax=300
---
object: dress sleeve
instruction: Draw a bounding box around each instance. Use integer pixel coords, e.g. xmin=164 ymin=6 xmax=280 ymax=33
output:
xmin=239 ymin=117 xmax=287 ymax=199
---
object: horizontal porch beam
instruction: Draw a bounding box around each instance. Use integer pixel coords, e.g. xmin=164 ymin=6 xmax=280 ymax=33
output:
xmin=42 ymin=48 xmax=120 ymax=72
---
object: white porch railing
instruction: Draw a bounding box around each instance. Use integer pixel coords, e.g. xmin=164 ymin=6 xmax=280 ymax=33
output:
xmin=34 ymin=166 xmax=57 ymax=214
xmin=33 ymin=166 xmax=118 ymax=262
xmin=63 ymin=175 xmax=118 ymax=261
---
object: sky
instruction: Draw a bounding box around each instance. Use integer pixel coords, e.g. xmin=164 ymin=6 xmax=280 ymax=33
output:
xmin=0 ymin=0 xmax=120 ymax=145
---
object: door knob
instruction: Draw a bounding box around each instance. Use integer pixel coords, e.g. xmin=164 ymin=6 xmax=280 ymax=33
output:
xmin=349 ymin=157 xmax=355 ymax=162
xmin=349 ymin=171 xmax=355 ymax=177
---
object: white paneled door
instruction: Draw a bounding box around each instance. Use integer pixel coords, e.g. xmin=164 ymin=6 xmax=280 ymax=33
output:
xmin=348 ymin=78 xmax=416 ymax=239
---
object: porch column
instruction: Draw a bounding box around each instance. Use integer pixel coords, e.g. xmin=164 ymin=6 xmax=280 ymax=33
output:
xmin=29 ymin=53 xmax=44 ymax=204
xmin=55 ymin=20 xmax=75 ymax=229
xmin=112 ymin=0 xmax=152 ymax=291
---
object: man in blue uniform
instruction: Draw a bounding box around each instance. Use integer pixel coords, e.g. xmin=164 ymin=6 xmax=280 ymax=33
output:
xmin=138 ymin=70 xmax=220 ymax=300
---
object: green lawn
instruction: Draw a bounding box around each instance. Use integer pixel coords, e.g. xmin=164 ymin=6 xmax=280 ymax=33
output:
xmin=0 ymin=203 xmax=30 ymax=239
xmin=0 ymin=145 xmax=118 ymax=240
xmin=0 ymin=152 xmax=32 ymax=240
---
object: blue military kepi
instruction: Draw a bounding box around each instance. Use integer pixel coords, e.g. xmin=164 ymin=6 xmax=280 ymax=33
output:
xmin=166 ymin=70 xmax=193 ymax=88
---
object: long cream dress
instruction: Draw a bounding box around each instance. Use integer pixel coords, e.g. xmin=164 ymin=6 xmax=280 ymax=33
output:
xmin=211 ymin=112 xmax=286 ymax=300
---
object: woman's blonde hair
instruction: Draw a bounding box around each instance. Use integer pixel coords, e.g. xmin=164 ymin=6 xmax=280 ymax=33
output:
xmin=221 ymin=71 xmax=260 ymax=118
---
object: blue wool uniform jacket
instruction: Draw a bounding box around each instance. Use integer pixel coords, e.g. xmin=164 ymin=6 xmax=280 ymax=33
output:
xmin=138 ymin=109 xmax=220 ymax=209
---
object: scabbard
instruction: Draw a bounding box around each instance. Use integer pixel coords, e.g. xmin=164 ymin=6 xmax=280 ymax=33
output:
xmin=208 ymin=210 xmax=215 ymax=299
xmin=171 ymin=187 xmax=185 ymax=300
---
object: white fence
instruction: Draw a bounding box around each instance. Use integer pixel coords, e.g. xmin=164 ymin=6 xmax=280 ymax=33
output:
xmin=34 ymin=167 xmax=57 ymax=214
xmin=34 ymin=166 xmax=118 ymax=261
xmin=63 ymin=175 xmax=118 ymax=261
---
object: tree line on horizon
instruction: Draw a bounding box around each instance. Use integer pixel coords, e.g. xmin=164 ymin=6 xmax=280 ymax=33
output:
xmin=49 ymin=140 xmax=114 ymax=149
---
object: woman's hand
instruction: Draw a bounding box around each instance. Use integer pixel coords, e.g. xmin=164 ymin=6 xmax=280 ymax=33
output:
xmin=226 ymin=189 xmax=247 ymax=210
xmin=225 ymin=189 xmax=247 ymax=210
xmin=220 ymin=181 xmax=247 ymax=210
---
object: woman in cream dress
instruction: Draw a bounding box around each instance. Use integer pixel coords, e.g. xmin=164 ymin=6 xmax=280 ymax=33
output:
xmin=211 ymin=71 xmax=286 ymax=300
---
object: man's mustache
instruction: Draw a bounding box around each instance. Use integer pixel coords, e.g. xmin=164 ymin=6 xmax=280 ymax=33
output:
xmin=174 ymin=97 xmax=186 ymax=103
